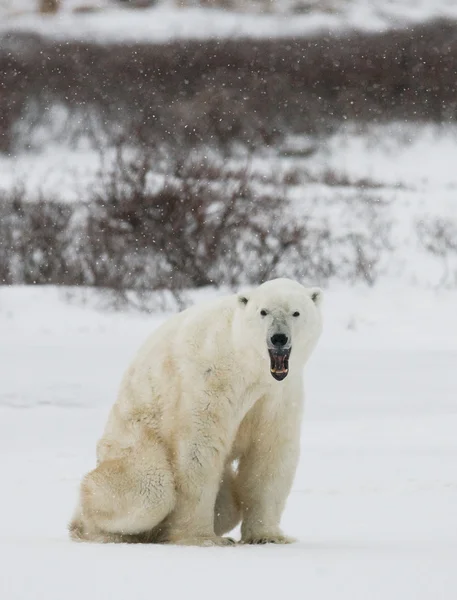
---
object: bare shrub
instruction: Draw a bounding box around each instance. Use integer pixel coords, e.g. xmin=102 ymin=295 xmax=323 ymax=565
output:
xmin=0 ymin=48 xmax=30 ymax=154
xmin=0 ymin=148 xmax=396 ymax=302
xmin=39 ymin=0 xmax=60 ymax=14
xmin=313 ymin=170 xmax=384 ymax=189
xmin=0 ymin=187 xmax=72 ymax=284
xmin=417 ymin=218 xmax=457 ymax=287
xmin=338 ymin=229 xmax=388 ymax=286
xmin=334 ymin=194 xmax=392 ymax=286
xmin=0 ymin=204 xmax=15 ymax=284
xmin=85 ymin=144 xmax=394 ymax=294
xmin=89 ymin=147 xmax=321 ymax=289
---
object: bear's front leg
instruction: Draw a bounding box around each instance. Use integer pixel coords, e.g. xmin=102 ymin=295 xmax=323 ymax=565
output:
xmin=165 ymin=402 xmax=236 ymax=547
xmin=237 ymin=405 xmax=301 ymax=545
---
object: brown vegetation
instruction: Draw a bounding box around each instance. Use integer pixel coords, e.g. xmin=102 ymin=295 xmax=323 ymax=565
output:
xmin=1 ymin=19 xmax=457 ymax=152
xmin=39 ymin=0 xmax=60 ymax=14
xmin=0 ymin=151 xmax=392 ymax=296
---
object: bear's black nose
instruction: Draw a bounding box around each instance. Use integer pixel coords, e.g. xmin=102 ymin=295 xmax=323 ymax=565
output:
xmin=270 ymin=333 xmax=288 ymax=347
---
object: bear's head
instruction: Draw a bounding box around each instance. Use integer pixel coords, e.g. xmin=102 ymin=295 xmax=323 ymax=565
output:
xmin=234 ymin=278 xmax=323 ymax=382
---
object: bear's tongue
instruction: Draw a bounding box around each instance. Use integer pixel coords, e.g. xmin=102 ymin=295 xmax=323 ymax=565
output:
xmin=268 ymin=348 xmax=290 ymax=381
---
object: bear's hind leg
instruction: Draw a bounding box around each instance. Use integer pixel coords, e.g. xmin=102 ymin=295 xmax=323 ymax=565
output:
xmin=214 ymin=465 xmax=241 ymax=537
xmin=70 ymin=440 xmax=175 ymax=543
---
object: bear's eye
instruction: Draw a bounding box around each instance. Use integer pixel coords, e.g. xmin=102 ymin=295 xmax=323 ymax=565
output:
xmin=260 ymin=309 xmax=268 ymax=317
xmin=292 ymin=311 xmax=300 ymax=317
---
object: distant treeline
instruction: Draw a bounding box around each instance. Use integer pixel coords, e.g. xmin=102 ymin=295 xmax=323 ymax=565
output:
xmin=1 ymin=19 xmax=457 ymax=151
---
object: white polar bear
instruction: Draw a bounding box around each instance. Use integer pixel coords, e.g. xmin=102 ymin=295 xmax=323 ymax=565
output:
xmin=70 ymin=278 xmax=323 ymax=546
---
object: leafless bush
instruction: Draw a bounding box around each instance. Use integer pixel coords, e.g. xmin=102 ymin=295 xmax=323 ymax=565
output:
xmin=0 ymin=146 xmax=396 ymax=299
xmin=417 ymin=218 xmax=457 ymax=287
xmin=312 ymin=170 xmax=384 ymax=189
xmin=82 ymin=145 xmax=396 ymax=294
xmin=336 ymin=194 xmax=392 ymax=286
xmin=88 ymin=147 xmax=325 ymax=289
xmin=0 ymin=187 xmax=73 ymax=284
xmin=0 ymin=48 xmax=29 ymax=153
xmin=39 ymin=0 xmax=60 ymax=13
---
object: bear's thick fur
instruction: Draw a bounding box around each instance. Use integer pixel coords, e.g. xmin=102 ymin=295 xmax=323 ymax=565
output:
xmin=70 ymin=278 xmax=323 ymax=546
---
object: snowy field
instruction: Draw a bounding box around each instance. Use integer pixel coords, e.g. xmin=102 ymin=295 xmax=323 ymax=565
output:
xmin=1 ymin=285 xmax=456 ymax=599
xmin=2 ymin=0 xmax=457 ymax=43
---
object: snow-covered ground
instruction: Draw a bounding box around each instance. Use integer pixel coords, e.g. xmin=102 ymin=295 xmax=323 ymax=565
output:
xmin=1 ymin=0 xmax=457 ymax=43
xmin=1 ymin=285 xmax=456 ymax=599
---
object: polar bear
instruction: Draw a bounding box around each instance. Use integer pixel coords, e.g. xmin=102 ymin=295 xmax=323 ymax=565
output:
xmin=70 ymin=278 xmax=323 ymax=546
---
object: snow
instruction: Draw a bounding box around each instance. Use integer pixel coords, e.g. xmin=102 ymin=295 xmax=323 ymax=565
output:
xmin=2 ymin=0 xmax=457 ymax=44
xmin=0 ymin=143 xmax=105 ymax=205
xmin=1 ymin=285 xmax=456 ymax=599
xmin=305 ymin=122 xmax=457 ymax=193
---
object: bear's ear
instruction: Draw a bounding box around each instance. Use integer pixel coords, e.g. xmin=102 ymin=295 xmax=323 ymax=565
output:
xmin=238 ymin=294 xmax=249 ymax=307
xmin=309 ymin=287 xmax=323 ymax=307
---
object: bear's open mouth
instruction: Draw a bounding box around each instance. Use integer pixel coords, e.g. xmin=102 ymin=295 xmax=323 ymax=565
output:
xmin=268 ymin=348 xmax=291 ymax=381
